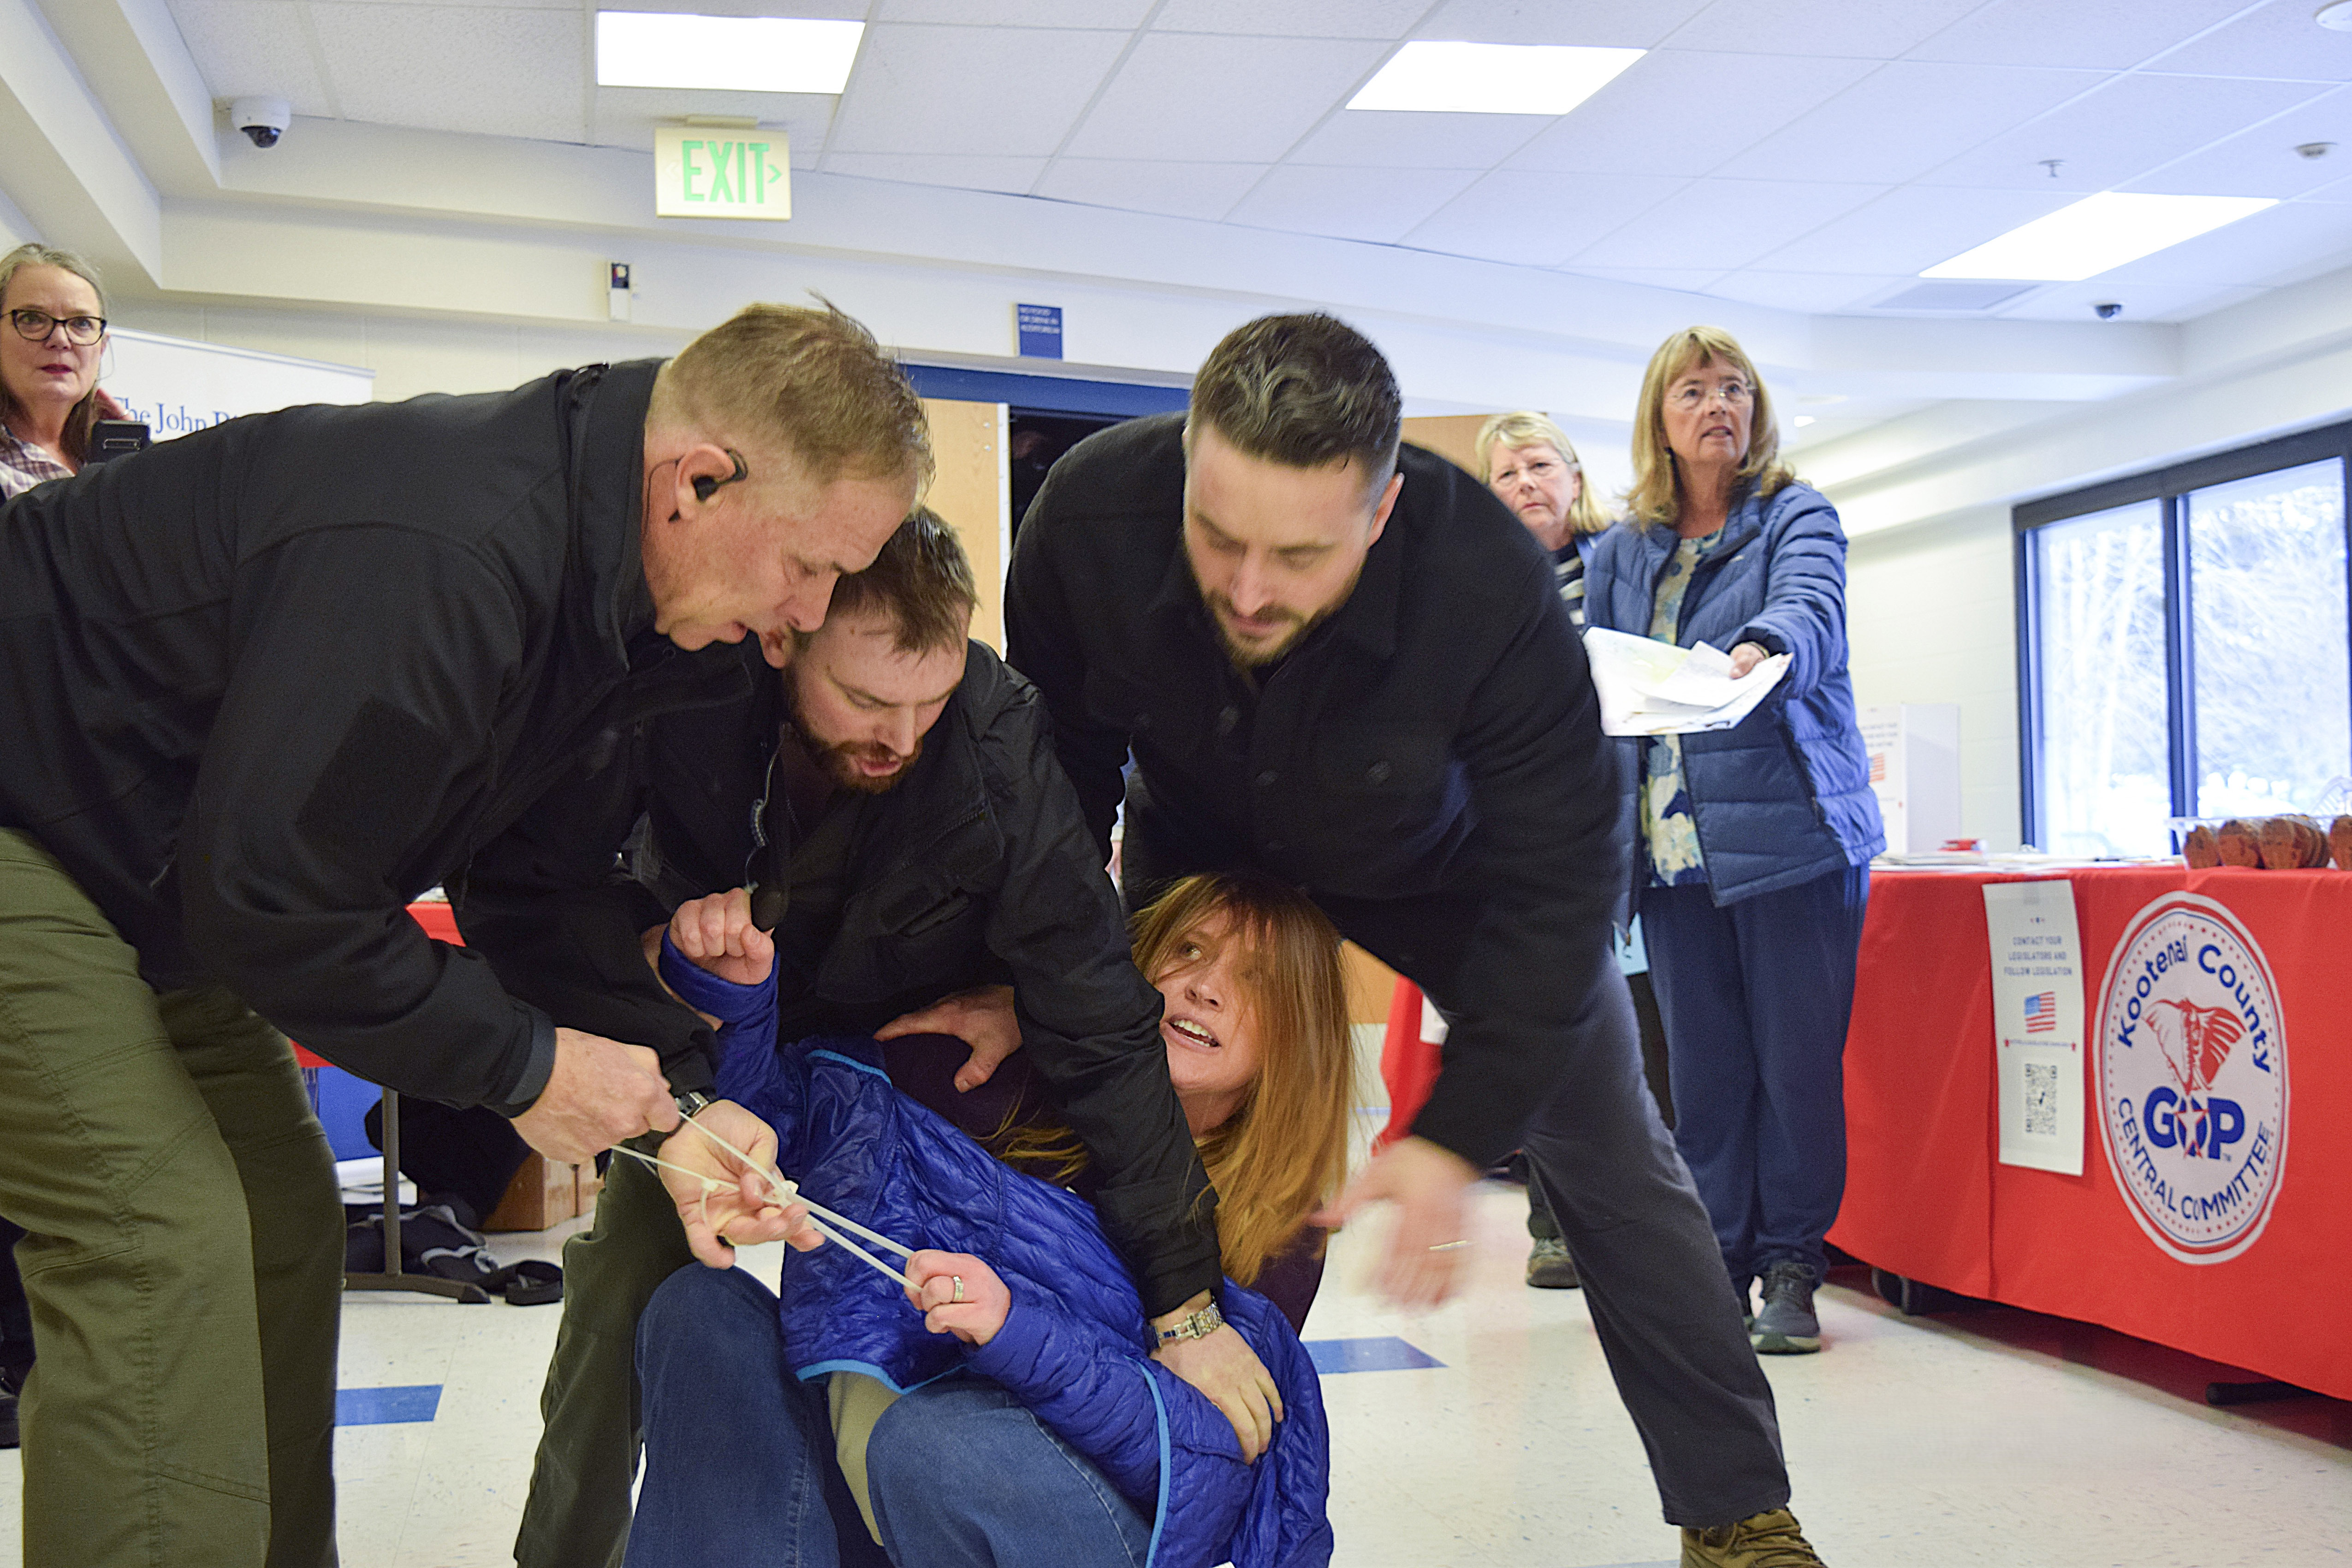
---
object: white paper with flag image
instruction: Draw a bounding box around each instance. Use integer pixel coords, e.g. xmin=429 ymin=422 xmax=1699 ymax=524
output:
xmin=1984 ymin=879 xmax=2086 ymax=1175
xmin=1580 ymin=627 xmax=1790 ymax=736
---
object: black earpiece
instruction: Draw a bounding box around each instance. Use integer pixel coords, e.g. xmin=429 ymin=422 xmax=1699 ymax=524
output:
xmin=693 ymin=449 xmax=749 ymax=504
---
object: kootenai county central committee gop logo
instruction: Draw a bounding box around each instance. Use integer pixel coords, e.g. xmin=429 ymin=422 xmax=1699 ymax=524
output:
xmin=2096 ymin=893 xmax=2289 ymax=1265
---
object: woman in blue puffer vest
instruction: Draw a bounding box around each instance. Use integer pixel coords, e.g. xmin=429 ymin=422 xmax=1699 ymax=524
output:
xmin=1584 ymin=327 xmax=1885 ymax=1361
xmin=625 ymin=873 xmax=1348 ymax=1568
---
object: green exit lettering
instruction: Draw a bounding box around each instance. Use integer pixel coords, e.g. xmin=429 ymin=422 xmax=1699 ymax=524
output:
xmin=677 ymin=140 xmax=782 ymax=207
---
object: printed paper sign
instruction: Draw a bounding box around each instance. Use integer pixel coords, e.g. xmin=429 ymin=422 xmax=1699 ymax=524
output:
xmin=1984 ymin=879 xmax=2085 ymax=1175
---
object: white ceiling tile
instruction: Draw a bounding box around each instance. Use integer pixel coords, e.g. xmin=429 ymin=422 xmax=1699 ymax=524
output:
xmin=2091 ymin=198 xmax=2352 ymax=285
xmin=1664 ymin=0 xmax=1984 ymax=59
xmin=589 ymin=89 xmax=836 ymax=154
xmin=166 ymin=0 xmax=335 ymax=116
xmin=1699 ymin=271 xmax=1908 ymax=313
xmin=1504 ymin=50 xmax=1879 ymax=178
xmin=1285 ymin=109 xmax=1550 ymax=170
xmin=1906 ymin=0 xmax=2244 ymax=70
xmin=1411 ymin=0 xmax=1715 ymax=49
xmin=828 ymin=25 xmax=1129 ymax=156
xmin=312 ymin=4 xmax=586 ymax=144
xmin=873 ymin=0 xmax=1152 ymax=25
xmin=1749 ymin=184 xmax=2079 ymax=274
xmin=2129 ymin=85 xmax=2352 ymax=199
xmin=1570 ymin=178 xmax=1886 ymax=271
xmin=1154 ymin=0 xmax=1427 ymax=39
xmin=579 ymin=0 xmax=863 ymax=14
xmin=1565 ymin=265 xmax=1732 ymax=293
xmin=1224 ymin=165 xmax=1482 ymax=244
xmin=819 ymin=153 xmax=1048 ymax=195
xmin=2146 ymin=3 xmax=2352 ymax=81
xmin=1062 ymin=33 xmax=1390 ymax=163
xmin=1712 ymin=61 xmax=2105 ymax=184
xmin=1031 ymin=159 xmax=1271 ymax=222
xmin=1400 ymin=169 xmax=1688 ymax=266
xmin=1920 ymin=72 xmax=2330 ymax=192
xmin=1994 ymin=279 xmax=2259 ymax=322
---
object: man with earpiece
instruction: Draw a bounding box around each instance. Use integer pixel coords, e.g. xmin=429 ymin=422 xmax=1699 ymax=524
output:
xmin=0 ymin=301 xmax=926 ymax=1568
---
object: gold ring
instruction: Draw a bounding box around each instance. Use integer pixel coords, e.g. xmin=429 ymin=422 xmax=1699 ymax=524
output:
xmin=950 ymin=1275 xmax=966 ymax=1303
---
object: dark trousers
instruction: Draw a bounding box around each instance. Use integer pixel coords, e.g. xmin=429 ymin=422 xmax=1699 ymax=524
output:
xmin=1123 ymin=799 xmax=1790 ymax=1529
xmin=1639 ymin=866 xmax=1869 ymax=1286
xmin=0 ymin=1217 xmax=30 ymax=1374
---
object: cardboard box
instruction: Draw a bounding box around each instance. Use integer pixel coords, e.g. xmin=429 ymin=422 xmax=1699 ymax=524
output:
xmin=484 ymin=1152 xmax=585 ymax=1232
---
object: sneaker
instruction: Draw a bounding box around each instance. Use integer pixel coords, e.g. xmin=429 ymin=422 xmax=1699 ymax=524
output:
xmin=1731 ymin=1276 xmax=1754 ymax=1331
xmin=1751 ymin=1261 xmax=1821 ymax=1354
xmin=1681 ymin=1507 xmax=1827 ymax=1567
xmin=1525 ymin=1235 xmax=1580 ymax=1289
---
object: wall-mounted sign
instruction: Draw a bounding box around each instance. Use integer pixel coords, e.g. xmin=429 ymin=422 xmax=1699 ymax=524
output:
xmin=655 ymin=127 xmax=790 ymax=220
xmin=1016 ymin=303 xmax=1063 ymax=359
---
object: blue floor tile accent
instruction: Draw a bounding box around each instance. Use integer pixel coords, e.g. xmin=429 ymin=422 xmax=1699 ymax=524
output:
xmin=1304 ymin=1336 xmax=1444 ymax=1375
xmin=337 ymin=1384 xmax=442 ymax=1426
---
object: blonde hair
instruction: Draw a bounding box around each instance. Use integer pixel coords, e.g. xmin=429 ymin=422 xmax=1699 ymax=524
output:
xmin=992 ymin=873 xmax=1355 ymax=1289
xmin=1624 ymin=326 xmax=1796 ymax=531
xmin=653 ymin=300 xmax=932 ymax=489
xmin=1474 ymin=410 xmax=1610 ymax=536
xmin=0 ymin=243 xmax=108 ymax=465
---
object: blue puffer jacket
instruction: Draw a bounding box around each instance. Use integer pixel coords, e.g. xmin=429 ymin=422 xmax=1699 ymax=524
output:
xmin=661 ymin=939 xmax=1334 ymax=1568
xmin=1584 ymin=480 xmax=1884 ymax=903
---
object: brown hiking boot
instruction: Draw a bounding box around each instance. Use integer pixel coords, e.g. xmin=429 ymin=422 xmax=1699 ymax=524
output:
xmin=1681 ymin=1507 xmax=1827 ymax=1567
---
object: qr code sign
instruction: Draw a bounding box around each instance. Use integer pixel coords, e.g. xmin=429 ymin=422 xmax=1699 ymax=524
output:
xmin=2023 ymin=1062 xmax=2060 ymax=1139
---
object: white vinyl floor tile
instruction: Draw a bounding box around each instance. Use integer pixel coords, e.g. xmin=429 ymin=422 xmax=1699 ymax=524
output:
xmin=4 ymin=1185 xmax=2349 ymax=1567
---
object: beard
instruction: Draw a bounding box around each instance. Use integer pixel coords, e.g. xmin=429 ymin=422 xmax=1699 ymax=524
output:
xmin=786 ymin=688 xmax=921 ymax=795
xmin=1192 ymin=562 xmax=1364 ymax=671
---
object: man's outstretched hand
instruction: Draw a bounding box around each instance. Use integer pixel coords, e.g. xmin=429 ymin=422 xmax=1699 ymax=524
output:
xmin=876 ymin=983 xmax=1021 ymax=1093
xmin=1312 ymin=1135 xmax=1479 ymax=1310
xmin=1152 ymin=1292 xmax=1283 ymax=1463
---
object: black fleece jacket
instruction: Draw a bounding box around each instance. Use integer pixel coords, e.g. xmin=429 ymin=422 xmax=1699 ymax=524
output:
xmin=0 ymin=359 xmax=746 ymax=1112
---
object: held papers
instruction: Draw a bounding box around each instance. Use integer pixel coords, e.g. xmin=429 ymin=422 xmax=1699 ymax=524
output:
xmin=1983 ymin=879 xmax=2086 ymax=1175
xmin=1581 ymin=627 xmax=1791 ymax=736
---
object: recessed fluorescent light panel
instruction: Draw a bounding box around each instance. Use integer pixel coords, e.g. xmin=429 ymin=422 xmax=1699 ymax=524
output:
xmin=1923 ymin=191 xmax=2276 ymax=282
xmin=1349 ymin=42 xmax=1644 ymax=116
xmin=595 ymin=12 xmax=864 ymax=94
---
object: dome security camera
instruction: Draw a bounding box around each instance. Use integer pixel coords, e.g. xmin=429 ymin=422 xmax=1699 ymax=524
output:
xmin=230 ymin=97 xmax=291 ymax=149
xmin=2094 ymin=302 xmax=2124 ymax=320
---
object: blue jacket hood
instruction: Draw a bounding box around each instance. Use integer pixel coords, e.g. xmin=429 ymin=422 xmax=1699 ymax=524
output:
xmin=1585 ymin=481 xmax=1884 ymax=902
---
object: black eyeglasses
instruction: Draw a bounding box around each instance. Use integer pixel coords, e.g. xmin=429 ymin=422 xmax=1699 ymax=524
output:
xmin=8 ymin=309 xmax=106 ymax=346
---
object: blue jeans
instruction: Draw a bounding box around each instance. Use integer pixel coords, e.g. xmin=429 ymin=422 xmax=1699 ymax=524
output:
xmin=626 ymin=1265 xmax=1152 ymax=1568
xmin=1639 ymin=865 xmax=1869 ymax=1285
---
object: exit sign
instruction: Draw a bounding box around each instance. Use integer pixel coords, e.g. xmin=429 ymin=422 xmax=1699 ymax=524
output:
xmin=654 ymin=127 xmax=790 ymax=220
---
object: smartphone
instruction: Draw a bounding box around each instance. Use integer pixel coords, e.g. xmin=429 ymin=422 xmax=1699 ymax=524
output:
xmin=85 ymin=419 xmax=151 ymax=465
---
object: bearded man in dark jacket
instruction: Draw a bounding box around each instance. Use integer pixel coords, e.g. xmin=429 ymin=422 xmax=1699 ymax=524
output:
xmin=454 ymin=510 xmax=1285 ymax=1568
xmin=0 ymin=303 xmax=924 ymax=1568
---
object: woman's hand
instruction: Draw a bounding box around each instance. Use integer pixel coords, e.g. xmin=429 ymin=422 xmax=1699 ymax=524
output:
xmin=1728 ymin=640 xmax=1773 ymax=679
xmin=904 ymin=1250 xmax=1010 ymax=1345
xmin=657 ymin=1099 xmax=820 ymax=1268
xmin=666 ymin=888 xmax=775 ymax=987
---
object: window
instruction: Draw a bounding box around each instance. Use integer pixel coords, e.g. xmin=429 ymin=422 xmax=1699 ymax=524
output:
xmin=2017 ymin=430 xmax=2352 ymax=855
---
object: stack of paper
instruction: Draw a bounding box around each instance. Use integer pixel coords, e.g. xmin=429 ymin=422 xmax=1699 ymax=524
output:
xmin=1582 ymin=626 xmax=1790 ymax=736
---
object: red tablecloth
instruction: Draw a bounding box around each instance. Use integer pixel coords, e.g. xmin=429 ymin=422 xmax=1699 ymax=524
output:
xmin=290 ymin=902 xmax=458 ymax=1070
xmin=1831 ymin=865 xmax=2352 ymax=1400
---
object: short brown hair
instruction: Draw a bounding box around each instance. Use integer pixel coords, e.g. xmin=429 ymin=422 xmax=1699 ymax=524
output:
xmin=655 ymin=300 xmax=931 ymax=487
xmin=1475 ymin=410 xmax=1611 ymax=536
xmin=1626 ymin=326 xmax=1795 ymax=531
xmin=0 ymin=243 xmax=108 ymax=465
xmin=811 ymin=505 xmax=975 ymax=655
xmin=1188 ymin=313 xmax=1401 ymax=487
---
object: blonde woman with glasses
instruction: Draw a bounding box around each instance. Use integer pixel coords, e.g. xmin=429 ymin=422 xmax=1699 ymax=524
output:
xmin=1583 ymin=327 xmax=1883 ymax=1365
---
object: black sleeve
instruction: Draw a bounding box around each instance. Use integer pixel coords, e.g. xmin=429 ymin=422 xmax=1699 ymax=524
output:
xmin=448 ymin=740 xmax=723 ymax=1103
xmin=1406 ymin=556 xmax=1630 ymax=1169
xmin=1004 ymin=488 xmax=1133 ymax=863
xmin=179 ymin=528 xmax=561 ymax=1109
xmin=976 ymin=680 xmax=1223 ymax=1317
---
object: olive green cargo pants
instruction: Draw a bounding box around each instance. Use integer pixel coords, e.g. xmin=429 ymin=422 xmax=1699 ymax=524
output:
xmin=0 ymin=829 xmax=344 ymax=1567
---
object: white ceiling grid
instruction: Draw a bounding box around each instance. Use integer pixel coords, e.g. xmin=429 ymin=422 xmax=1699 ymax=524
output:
xmin=154 ymin=0 xmax=2352 ymax=324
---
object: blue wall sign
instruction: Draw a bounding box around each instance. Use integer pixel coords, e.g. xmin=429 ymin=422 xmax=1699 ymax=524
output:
xmin=1016 ymin=303 xmax=1064 ymax=360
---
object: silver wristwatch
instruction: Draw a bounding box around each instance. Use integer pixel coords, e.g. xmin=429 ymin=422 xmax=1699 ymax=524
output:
xmin=674 ymin=1090 xmax=715 ymax=1122
xmin=1153 ymin=1299 xmax=1226 ymax=1347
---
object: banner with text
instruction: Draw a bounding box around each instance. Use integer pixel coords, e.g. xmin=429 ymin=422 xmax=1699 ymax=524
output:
xmin=105 ymin=327 xmax=374 ymax=438
xmin=1984 ymin=878 xmax=2086 ymax=1175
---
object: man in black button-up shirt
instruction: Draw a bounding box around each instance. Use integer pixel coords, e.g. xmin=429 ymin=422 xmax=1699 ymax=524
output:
xmin=1005 ymin=315 xmax=1826 ymax=1564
